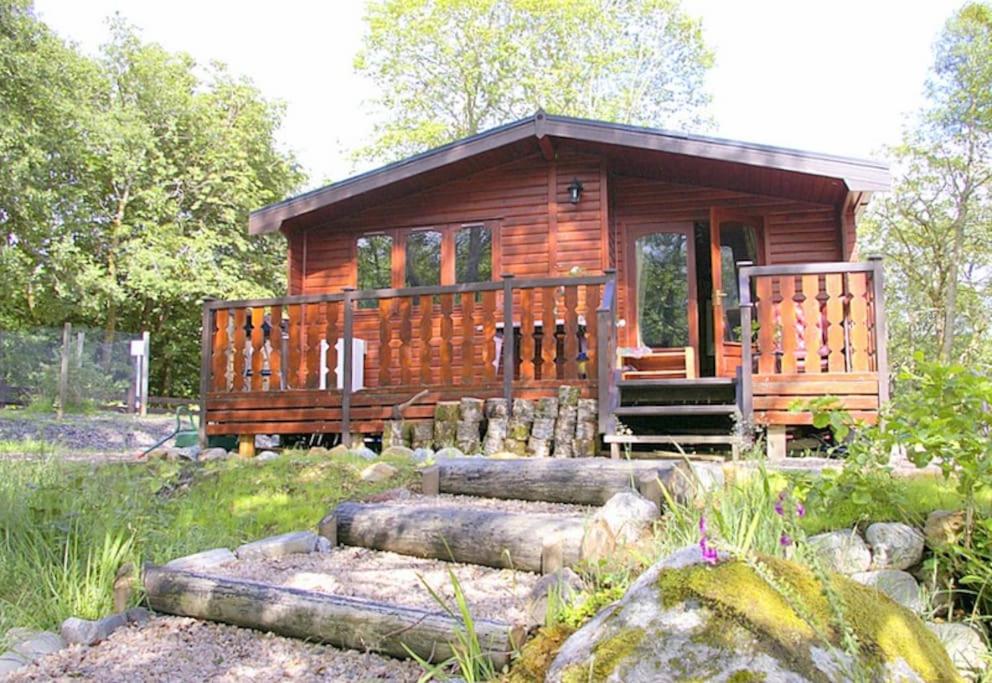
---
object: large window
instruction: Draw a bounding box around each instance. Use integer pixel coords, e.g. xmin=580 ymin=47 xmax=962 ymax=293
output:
xmin=455 ymin=224 xmax=492 ymax=284
xmin=356 ymin=234 xmax=392 ymax=308
xmin=635 ymin=231 xmax=689 ymax=348
xmin=404 ymin=230 xmax=442 ymax=288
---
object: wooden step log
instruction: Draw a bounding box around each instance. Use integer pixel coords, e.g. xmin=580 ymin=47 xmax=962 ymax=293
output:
xmin=333 ymin=501 xmax=587 ymax=573
xmin=143 ymin=565 xmax=523 ymax=667
xmin=433 ymin=457 xmax=694 ymax=506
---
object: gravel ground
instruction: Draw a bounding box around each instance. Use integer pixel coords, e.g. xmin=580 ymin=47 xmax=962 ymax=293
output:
xmin=217 ymin=545 xmax=541 ymax=624
xmin=0 ymin=411 xmax=176 ymax=458
xmin=6 ymin=616 xmax=422 ymax=682
xmin=386 ymin=492 xmax=595 ymax=516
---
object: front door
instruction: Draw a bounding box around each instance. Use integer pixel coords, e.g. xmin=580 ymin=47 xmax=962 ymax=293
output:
xmin=624 ymin=222 xmax=699 ymax=377
xmin=710 ymin=209 xmax=765 ymax=377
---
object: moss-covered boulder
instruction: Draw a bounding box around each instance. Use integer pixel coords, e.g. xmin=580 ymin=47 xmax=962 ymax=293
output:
xmin=546 ymin=546 xmax=960 ymax=683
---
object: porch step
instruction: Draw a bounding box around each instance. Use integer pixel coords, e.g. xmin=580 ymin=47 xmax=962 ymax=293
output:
xmin=614 ymin=404 xmax=738 ymax=417
xmin=603 ymin=434 xmax=739 ymax=445
xmin=617 ymin=377 xmax=734 ymax=389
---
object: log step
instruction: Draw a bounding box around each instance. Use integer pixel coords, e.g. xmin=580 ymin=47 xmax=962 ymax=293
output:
xmin=433 ymin=457 xmax=692 ymax=505
xmin=332 ymin=501 xmax=587 ymax=573
xmin=143 ymin=565 xmax=523 ymax=667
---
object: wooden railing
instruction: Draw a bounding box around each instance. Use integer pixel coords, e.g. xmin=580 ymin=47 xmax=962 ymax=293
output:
xmin=200 ymin=272 xmax=617 ymax=441
xmin=737 ymin=257 xmax=888 ymax=424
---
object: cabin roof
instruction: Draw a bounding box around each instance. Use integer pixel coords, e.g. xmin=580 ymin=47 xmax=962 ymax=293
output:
xmin=250 ymin=111 xmax=892 ymax=235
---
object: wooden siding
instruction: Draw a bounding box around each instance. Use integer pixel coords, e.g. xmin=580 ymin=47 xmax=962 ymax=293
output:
xmin=610 ymin=175 xmax=843 ymax=347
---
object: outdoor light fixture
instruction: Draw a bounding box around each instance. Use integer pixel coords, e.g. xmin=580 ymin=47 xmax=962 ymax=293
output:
xmin=567 ymin=178 xmax=584 ymax=204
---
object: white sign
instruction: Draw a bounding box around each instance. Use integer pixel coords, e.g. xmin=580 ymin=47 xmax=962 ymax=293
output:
xmin=130 ymin=340 xmax=145 ymax=357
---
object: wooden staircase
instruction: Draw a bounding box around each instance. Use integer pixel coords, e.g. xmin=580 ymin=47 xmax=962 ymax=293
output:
xmin=604 ymin=376 xmax=744 ymax=458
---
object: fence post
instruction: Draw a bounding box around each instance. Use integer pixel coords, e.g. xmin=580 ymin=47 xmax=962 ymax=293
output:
xmin=199 ymin=298 xmax=215 ymax=447
xmin=737 ymin=262 xmax=754 ymax=426
xmin=341 ymin=288 xmax=355 ymax=448
xmin=597 ymin=269 xmax=617 ymax=436
xmin=57 ymin=322 xmax=71 ymax=420
xmin=140 ymin=331 xmax=150 ymax=417
xmin=868 ymin=255 xmax=889 ymax=405
xmin=501 ymin=274 xmax=515 ymax=408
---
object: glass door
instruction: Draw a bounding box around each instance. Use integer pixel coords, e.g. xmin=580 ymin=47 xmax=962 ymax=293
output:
xmin=710 ymin=210 xmax=764 ymax=376
xmin=625 ymin=223 xmax=699 ymax=375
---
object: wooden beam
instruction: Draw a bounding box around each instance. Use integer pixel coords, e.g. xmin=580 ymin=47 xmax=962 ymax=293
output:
xmin=143 ymin=566 xmax=522 ymax=667
xmin=536 ymin=135 xmax=555 ymax=161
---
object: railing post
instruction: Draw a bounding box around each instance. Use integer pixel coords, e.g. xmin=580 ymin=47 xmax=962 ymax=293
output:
xmin=341 ymin=288 xmax=355 ymax=447
xmin=597 ymin=269 xmax=617 ymax=436
xmin=199 ymin=298 xmax=215 ymax=447
xmin=737 ymin=263 xmax=754 ymax=426
xmin=502 ymin=274 xmax=515 ymax=408
xmin=868 ymin=255 xmax=889 ymax=405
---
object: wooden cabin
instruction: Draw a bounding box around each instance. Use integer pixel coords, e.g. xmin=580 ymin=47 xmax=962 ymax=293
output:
xmin=200 ymin=112 xmax=891 ymax=457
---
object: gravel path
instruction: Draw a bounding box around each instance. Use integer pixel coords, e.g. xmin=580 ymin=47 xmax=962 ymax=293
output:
xmin=386 ymin=492 xmax=595 ymax=517
xmin=217 ymin=545 xmax=541 ymax=624
xmin=0 ymin=411 xmax=176 ymax=458
xmin=7 ymin=616 xmax=423 ymax=682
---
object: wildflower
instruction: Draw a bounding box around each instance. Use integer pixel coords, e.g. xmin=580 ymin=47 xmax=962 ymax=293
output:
xmin=780 ymin=532 xmax=793 ymax=547
xmin=702 ymin=544 xmax=719 ymax=565
xmin=698 ymin=515 xmax=719 ymax=565
xmin=699 ymin=515 xmax=708 ymax=535
xmin=795 ymin=502 xmax=806 ymax=518
xmin=774 ymin=492 xmax=785 ymax=516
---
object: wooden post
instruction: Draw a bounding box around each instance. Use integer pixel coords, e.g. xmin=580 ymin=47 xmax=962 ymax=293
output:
xmin=422 ymin=465 xmax=440 ymax=496
xmin=57 ymin=322 xmax=71 ymax=420
xmin=766 ymin=425 xmax=787 ymax=461
xmin=139 ymin=331 xmax=150 ymax=417
xmin=868 ymin=256 xmax=889 ymax=405
xmin=597 ymin=269 xmax=617 ymax=437
xmin=737 ymin=262 xmax=754 ymax=426
xmin=341 ymin=288 xmax=355 ymax=447
xmin=238 ymin=433 xmax=255 ymax=458
xmin=199 ymin=298 xmax=215 ymax=447
xmin=501 ymin=274 xmax=514 ymax=408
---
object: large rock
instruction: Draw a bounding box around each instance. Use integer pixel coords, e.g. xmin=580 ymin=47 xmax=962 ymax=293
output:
xmin=547 ymin=546 xmax=959 ymax=683
xmin=349 ymin=446 xmax=378 ymax=460
xmin=866 ymin=522 xmax=925 ymax=570
xmin=808 ymin=529 xmax=872 ymax=574
xmin=380 ymin=445 xmax=415 ymax=460
xmin=927 ymin=622 xmax=987 ymax=681
xmin=360 ymin=462 xmax=398 ymax=483
xmin=0 ymin=651 xmax=29 ymax=675
xmin=61 ymin=614 xmax=126 ymax=646
xmin=235 ymin=530 xmax=319 ymax=560
xmin=7 ymin=629 xmax=65 ymax=660
xmin=591 ymin=490 xmax=659 ymax=546
xmin=198 ymin=447 xmax=229 ymax=462
xmin=850 ymin=569 xmax=924 ymax=612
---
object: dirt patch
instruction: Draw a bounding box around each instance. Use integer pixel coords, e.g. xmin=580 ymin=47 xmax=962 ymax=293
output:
xmin=0 ymin=411 xmax=176 ymax=460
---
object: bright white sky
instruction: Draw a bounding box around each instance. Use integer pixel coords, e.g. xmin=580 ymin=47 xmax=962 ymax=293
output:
xmin=35 ymin=0 xmax=960 ymax=190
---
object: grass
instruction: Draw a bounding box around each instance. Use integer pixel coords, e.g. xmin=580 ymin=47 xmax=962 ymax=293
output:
xmin=0 ymin=450 xmax=418 ymax=643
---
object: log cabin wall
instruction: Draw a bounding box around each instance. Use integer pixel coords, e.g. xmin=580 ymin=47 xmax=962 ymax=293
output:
xmin=609 ymin=174 xmax=844 ymax=348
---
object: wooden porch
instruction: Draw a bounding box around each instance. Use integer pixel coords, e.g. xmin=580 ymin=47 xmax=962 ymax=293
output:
xmin=200 ymin=258 xmax=888 ymax=451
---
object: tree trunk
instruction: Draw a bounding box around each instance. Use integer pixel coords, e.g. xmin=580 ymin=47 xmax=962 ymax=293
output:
xmin=143 ymin=565 xmax=521 ymax=666
xmin=333 ymin=501 xmax=587 ymax=572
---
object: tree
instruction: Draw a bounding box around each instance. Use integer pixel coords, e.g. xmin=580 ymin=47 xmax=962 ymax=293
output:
xmin=354 ymin=0 xmax=713 ymax=162
xmin=0 ymin=7 xmax=305 ymax=396
xmin=864 ymin=2 xmax=992 ymax=368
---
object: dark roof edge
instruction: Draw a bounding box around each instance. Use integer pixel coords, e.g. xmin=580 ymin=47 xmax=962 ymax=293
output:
xmin=250 ymin=111 xmax=891 ymax=235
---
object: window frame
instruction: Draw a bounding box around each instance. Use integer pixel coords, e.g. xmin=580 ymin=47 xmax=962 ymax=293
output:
xmin=351 ymin=220 xmax=500 ymax=291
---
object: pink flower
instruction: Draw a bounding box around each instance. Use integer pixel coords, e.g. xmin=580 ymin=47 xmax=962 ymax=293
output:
xmin=795 ymin=502 xmax=806 ymax=518
xmin=780 ymin=532 xmax=793 ymax=547
xmin=699 ymin=515 xmax=708 ymax=535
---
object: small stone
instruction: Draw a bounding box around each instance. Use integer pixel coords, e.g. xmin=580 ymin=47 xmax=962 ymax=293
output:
xmin=360 ymin=462 xmax=398 ymax=483
xmin=381 ymin=445 xmax=415 ymax=459
xmin=434 ymin=446 xmax=465 ymax=460
xmin=593 ymin=490 xmax=659 ymax=545
xmin=850 ymin=570 xmax=923 ymax=612
xmin=308 ymin=446 xmax=332 ymax=457
xmin=164 ymin=547 xmax=237 ymax=571
xmin=927 ymin=622 xmax=987 ymax=680
xmin=124 ymin=607 xmax=153 ymax=626
xmin=256 ymin=450 xmax=279 ymax=461
xmin=525 ymin=568 xmax=586 ymax=626
xmin=314 ymin=536 xmax=333 ymax=553
xmin=865 ymin=522 xmax=925 ymax=570
xmin=254 ymin=434 xmax=278 ymax=449
xmin=411 ymin=447 xmax=434 ymax=462
xmin=60 ymin=614 xmax=126 ymax=646
xmin=236 ymin=531 xmax=320 ymax=560
xmin=925 ymin=510 xmax=966 ymax=549
xmin=328 ymin=444 xmax=351 ymax=457
xmin=176 ymin=445 xmax=200 ymax=461
xmin=808 ymin=530 xmax=872 ymax=574
xmin=198 ymin=447 xmax=229 ymax=461
xmin=9 ymin=630 xmax=65 ymax=660
xmin=349 ymin=446 xmax=378 ymax=460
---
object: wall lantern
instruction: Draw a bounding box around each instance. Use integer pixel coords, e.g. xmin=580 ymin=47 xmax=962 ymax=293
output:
xmin=567 ymin=178 xmax=584 ymax=204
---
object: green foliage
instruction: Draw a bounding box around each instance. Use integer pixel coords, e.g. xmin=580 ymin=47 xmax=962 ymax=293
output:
xmin=0 ymin=451 xmax=418 ymax=636
xmin=0 ymin=4 xmax=305 ymax=397
xmin=354 ymin=0 xmax=714 ymax=162
xmin=862 ymin=2 xmax=992 ymax=369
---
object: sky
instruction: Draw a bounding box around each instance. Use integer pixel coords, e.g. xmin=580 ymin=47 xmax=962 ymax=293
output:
xmin=34 ymin=0 xmax=962 ymax=190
